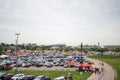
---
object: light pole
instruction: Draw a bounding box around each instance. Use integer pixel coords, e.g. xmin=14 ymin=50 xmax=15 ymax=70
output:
xmin=81 ymin=43 xmax=83 ymax=56
xmin=15 ymin=33 xmax=20 ymax=73
xmin=15 ymin=33 xmax=20 ymax=53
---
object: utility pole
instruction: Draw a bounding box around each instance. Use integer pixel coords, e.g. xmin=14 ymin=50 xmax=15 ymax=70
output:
xmin=15 ymin=33 xmax=20 ymax=52
xmin=15 ymin=33 xmax=20 ymax=73
xmin=81 ymin=43 xmax=83 ymax=56
xmin=98 ymin=42 xmax=100 ymax=48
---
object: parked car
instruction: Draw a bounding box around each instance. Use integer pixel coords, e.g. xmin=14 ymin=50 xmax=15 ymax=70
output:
xmin=63 ymin=64 xmax=69 ymax=68
xmin=34 ymin=62 xmax=44 ymax=67
xmin=3 ymin=73 xmax=14 ymax=80
xmin=54 ymin=76 xmax=67 ymax=80
xmin=11 ymin=74 xmax=25 ymax=80
xmin=59 ymin=62 xmax=64 ymax=66
xmin=68 ymin=61 xmax=75 ymax=68
xmin=22 ymin=62 xmax=31 ymax=67
xmin=0 ymin=65 xmax=4 ymax=70
xmin=20 ymin=75 xmax=36 ymax=80
xmin=0 ymin=73 xmax=7 ymax=80
xmin=44 ymin=62 xmax=53 ymax=68
xmin=4 ymin=65 xmax=13 ymax=70
xmin=53 ymin=62 xmax=59 ymax=66
xmin=78 ymin=63 xmax=93 ymax=71
xmin=34 ymin=76 xmax=51 ymax=80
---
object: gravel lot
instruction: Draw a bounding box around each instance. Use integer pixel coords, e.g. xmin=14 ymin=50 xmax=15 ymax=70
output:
xmin=16 ymin=66 xmax=76 ymax=71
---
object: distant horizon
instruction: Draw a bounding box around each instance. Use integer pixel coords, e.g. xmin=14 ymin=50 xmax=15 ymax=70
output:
xmin=0 ymin=41 xmax=120 ymax=47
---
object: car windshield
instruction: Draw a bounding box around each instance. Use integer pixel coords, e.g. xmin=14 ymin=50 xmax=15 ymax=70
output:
xmin=0 ymin=73 xmax=6 ymax=75
xmin=36 ymin=76 xmax=42 ymax=79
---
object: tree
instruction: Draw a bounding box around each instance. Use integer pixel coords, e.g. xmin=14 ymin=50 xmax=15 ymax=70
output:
xmin=36 ymin=47 xmax=43 ymax=52
xmin=88 ymin=48 xmax=98 ymax=51
xmin=0 ymin=45 xmax=5 ymax=55
xmin=40 ymin=45 xmax=51 ymax=50
xmin=10 ymin=44 xmax=15 ymax=46
xmin=76 ymin=48 xmax=81 ymax=51
xmin=1 ymin=43 xmax=6 ymax=47
xmin=115 ymin=47 xmax=120 ymax=52
xmin=21 ymin=44 xmax=25 ymax=49
xmin=64 ymin=47 xmax=70 ymax=52
xmin=97 ymin=48 xmax=108 ymax=53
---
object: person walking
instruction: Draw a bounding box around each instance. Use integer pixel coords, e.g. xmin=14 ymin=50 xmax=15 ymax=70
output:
xmin=69 ymin=76 xmax=74 ymax=80
xmin=94 ymin=67 xmax=97 ymax=74
xmin=68 ymin=72 xmax=74 ymax=80
xmin=101 ymin=62 xmax=104 ymax=66
xmin=101 ymin=67 xmax=104 ymax=73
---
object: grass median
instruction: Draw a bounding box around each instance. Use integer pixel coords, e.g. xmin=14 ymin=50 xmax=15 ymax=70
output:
xmin=0 ymin=70 xmax=92 ymax=80
xmin=89 ymin=54 xmax=120 ymax=80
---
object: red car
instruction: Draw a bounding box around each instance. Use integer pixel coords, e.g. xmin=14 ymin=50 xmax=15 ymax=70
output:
xmin=68 ymin=61 xmax=75 ymax=68
xmin=78 ymin=64 xmax=92 ymax=71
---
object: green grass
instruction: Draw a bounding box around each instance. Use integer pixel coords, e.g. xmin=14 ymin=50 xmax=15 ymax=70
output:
xmin=89 ymin=54 xmax=120 ymax=80
xmin=0 ymin=70 xmax=91 ymax=80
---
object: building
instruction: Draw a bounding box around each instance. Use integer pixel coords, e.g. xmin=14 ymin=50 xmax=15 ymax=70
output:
xmin=23 ymin=43 xmax=37 ymax=47
xmin=51 ymin=44 xmax=66 ymax=50
xmin=104 ymin=45 xmax=120 ymax=51
xmin=78 ymin=45 xmax=98 ymax=50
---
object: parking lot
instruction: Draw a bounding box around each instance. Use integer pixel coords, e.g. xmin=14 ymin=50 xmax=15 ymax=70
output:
xmin=0 ymin=52 xmax=95 ymax=73
xmin=0 ymin=53 xmax=79 ymax=71
xmin=0 ymin=52 xmax=95 ymax=80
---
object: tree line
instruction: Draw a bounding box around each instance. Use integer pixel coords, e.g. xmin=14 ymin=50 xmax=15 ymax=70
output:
xmin=0 ymin=43 xmax=120 ymax=55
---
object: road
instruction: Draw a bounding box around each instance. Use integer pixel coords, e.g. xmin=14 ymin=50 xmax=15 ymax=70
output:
xmin=100 ymin=62 xmax=114 ymax=80
xmin=87 ymin=59 xmax=115 ymax=80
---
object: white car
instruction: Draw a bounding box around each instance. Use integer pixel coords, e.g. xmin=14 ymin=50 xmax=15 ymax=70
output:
xmin=33 ymin=75 xmax=51 ymax=80
xmin=11 ymin=74 xmax=25 ymax=80
xmin=54 ymin=76 xmax=66 ymax=80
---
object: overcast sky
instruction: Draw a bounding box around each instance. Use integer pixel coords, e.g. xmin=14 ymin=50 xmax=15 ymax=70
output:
xmin=0 ymin=0 xmax=120 ymax=46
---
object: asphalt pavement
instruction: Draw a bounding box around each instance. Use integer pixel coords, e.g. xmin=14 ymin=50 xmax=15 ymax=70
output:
xmin=87 ymin=58 xmax=115 ymax=80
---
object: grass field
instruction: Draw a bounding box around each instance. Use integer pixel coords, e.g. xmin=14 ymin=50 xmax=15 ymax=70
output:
xmin=89 ymin=54 xmax=120 ymax=80
xmin=0 ymin=70 xmax=91 ymax=80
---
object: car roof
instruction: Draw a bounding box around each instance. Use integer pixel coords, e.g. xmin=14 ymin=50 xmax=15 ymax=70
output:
xmin=37 ymin=75 xmax=44 ymax=77
xmin=15 ymin=74 xmax=24 ymax=75
xmin=55 ymin=76 xmax=65 ymax=79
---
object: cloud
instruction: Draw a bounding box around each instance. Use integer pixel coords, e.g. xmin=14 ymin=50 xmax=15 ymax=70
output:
xmin=0 ymin=0 xmax=120 ymax=45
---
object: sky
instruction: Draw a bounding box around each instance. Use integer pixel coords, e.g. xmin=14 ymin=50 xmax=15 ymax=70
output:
xmin=0 ymin=0 xmax=120 ymax=46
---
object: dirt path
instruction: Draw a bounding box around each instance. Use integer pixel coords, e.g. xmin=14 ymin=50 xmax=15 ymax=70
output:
xmin=16 ymin=66 xmax=76 ymax=71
